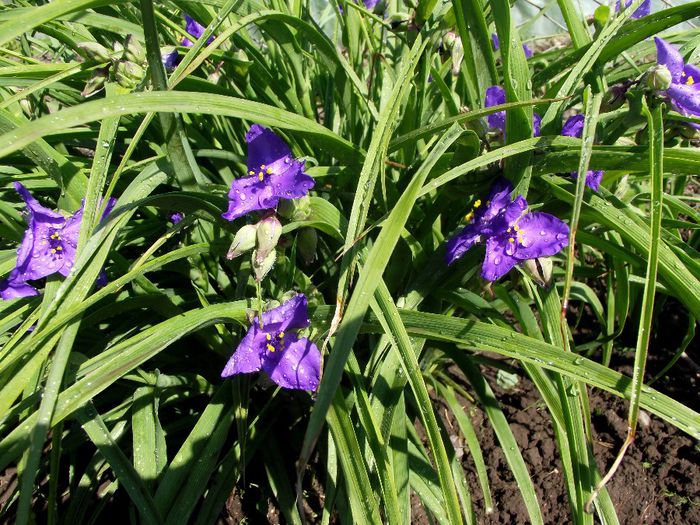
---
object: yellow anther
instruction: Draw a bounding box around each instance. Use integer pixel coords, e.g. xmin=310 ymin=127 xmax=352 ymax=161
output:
xmin=507 ymin=227 xmax=512 ymax=233
xmin=266 ymin=344 xmax=276 ymax=352
xmin=266 ymin=167 xmax=273 ymax=174
xmin=465 ymin=211 xmax=474 ymax=222
xmin=473 ymin=199 xmax=482 ymax=208
xmin=260 ymin=164 xmax=266 ymax=169
xmin=50 ymin=248 xmax=56 ymax=254
xmin=686 ymin=75 xmax=695 ymax=85
xmin=266 ymin=333 xmax=272 ymax=340
xmin=249 ymin=170 xmax=255 ymax=175
xmin=508 ymin=238 xmax=515 ymax=243
xmin=513 ymin=225 xmax=520 ymax=232
xmin=56 ymin=246 xmax=62 ymax=251
xmin=258 ymin=172 xmax=264 ymax=181
xmin=278 ymin=331 xmax=285 ymax=339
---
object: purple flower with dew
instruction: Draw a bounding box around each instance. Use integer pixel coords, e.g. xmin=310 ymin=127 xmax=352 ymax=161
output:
xmin=490 ymin=33 xmax=534 ymax=58
xmin=615 ymin=0 xmax=651 ymax=19
xmin=222 ymin=124 xmax=315 ymax=221
xmin=221 ymin=294 xmax=321 ymax=391
xmin=445 ymin=180 xmax=569 ymax=281
xmin=485 ymin=85 xmax=541 ymax=137
xmin=0 ymin=183 xmax=116 ymax=300
xmin=170 ymin=212 xmax=184 ymax=224
xmin=182 ymin=14 xmax=214 ymax=47
xmin=162 ymin=48 xmax=180 ymax=70
xmin=561 ymin=115 xmax=604 ymax=191
xmin=654 ymin=37 xmax=700 ymax=128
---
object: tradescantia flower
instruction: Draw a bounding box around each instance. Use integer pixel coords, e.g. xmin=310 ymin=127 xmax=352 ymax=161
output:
xmin=653 ymin=37 xmax=700 ymax=127
xmin=182 ymin=14 xmax=214 ymax=47
xmin=485 ymin=86 xmax=541 ymax=137
xmin=221 ymin=294 xmax=321 ymax=391
xmin=491 ymin=33 xmax=533 ymax=59
xmin=222 ymin=124 xmax=315 ymax=221
xmin=0 ymin=183 xmax=116 ymax=299
xmin=616 ymin=0 xmax=651 ymax=19
xmin=561 ymin=114 xmax=604 ymax=191
xmin=445 ymin=180 xmax=569 ymax=281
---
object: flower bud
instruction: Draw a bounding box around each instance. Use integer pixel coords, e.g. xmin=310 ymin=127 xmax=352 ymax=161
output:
xmin=601 ymin=83 xmax=629 ymax=112
xmin=123 ymin=35 xmax=145 ymax=64
xmin=227 ymin=223 xmax=258 ymax=259
xmin=523 ymin=257 xmax=553 ymax=288
xmin=450 ymin=35 xmax=464 ymax=76
xmin=297 ymin=227 xmax=317 ymax=265
xmin=114 ymin=60 xmax=144 ymax=89
xmin=81 ymin=68 xmax=108 ymax=98
xmin=253 ymin=248 xmax=276 ymax=282
xmin=77 ymin=42 xmax=112 ymax=63
xmin=646 ymin=65 xmax=672 ymax=91
xmin=442 ymin=31 xmax=458 ymax=51
xmin=256 ymin=215 xmax=282 ymax=261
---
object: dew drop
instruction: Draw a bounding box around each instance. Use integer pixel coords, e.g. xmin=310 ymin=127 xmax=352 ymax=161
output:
xmin=239 ymin=193 xmax=246 ymax=201
xmin=539 ymin=230 xmax=547 ymax=236
xmin=494 ymin=256 xmax=502 ymax=265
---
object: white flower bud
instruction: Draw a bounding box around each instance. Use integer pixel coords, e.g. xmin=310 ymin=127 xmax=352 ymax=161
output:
xmin=227 ymin=223 xmax=258 ymax=259
xmin=523 ymin=257 xmax=553 ymax=288
xmin=256 ymin=215 xmax=282 ymax=261
xmin=253 ymin=248 xmax=276 ymax=282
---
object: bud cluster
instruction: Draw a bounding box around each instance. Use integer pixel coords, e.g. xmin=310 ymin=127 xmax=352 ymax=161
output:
xmin=77 ymin=34 xmax=148 ymax=95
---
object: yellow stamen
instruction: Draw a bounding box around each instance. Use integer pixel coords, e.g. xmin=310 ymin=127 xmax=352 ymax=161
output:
xmin=56 ymin=246 xmax=62 ymax=251
xmin=465 ymin=211 xmax=474 ymax=222
xmin=507 ymin=227 xmax=512 ymax=233
xmin=266 ymin=167 xmax=272 ymax=174
xmin=473 ymin=199 xmax=482 ymax=208
xmin=261 ymin=164 xmax=266 ymax=169
xmin=249 ymin=170 xmax=255 ymax=175
xmin=279 ymin=332 xmax=285 ymax=339
xmin=686 ymin=75 xmax=695 ymax=85
xmin=508 ymin=237 xmax=515 ymax=243
xmin=513 ymin=225 xmax=520 ymax=232
xmin=266 ymin=333 xmax=271 ymax=340
xmin=266 ymin=344 xmax=276 ymax=352
xmin=50 ymin=248 xmax=56 ymax=254
xmin=258 ymin=172 xmax=264 ymax=181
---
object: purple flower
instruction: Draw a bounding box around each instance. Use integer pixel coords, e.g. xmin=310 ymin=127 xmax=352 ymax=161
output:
xmin=491 ymin=33 xmax=534 ymax=58
xmin=182 ymin=14 xmax=214 ymax=47
xmin=485 ymin=85 xmax=541 ymax=137
xmin=445 ymin=180 xmax=569 ymax=281
xmin=654 ymin=37 xmax=700 ymax=128
xmin=162 ymin=48 xmax=180 ymax=70
xmin=221 ymin=294 xmax=321 ymax=391
xmin=222 ymin=125 xmax=315 ymax=221
xmin=0 ymin=183 xmax=116 ymax=300
xmin=170 ymin=212 xmax=184 ymax=224
xmin=561 ymin=114 xmax=604 ymax=191
xmin=616 ymin=0 xmax=651 ymax=19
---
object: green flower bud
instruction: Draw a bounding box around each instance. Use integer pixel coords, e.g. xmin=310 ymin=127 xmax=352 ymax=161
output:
xmin=297 ymin=227 xmax=317 ymax=265
xmin=226 ymin=223 xmax=258 ymax=259
xmin=523 ymin=257 xmax=553 ymax=288
xmin=123 ymin=35 xmax=145 ymax=64
xmin=80 ymin=67 xmax=108 ymax=98
xmin=252 ymin=248 xmax=276 ymax=282
xmin=256 ymin=215 xmax=282 ymax=261
xmin=77 ymin=42 xmax=112 ymax=63
xmin=646 ymin=65 xmax=673 ymax=91
xmin=114 ymin=60 xmax=144 ymax=88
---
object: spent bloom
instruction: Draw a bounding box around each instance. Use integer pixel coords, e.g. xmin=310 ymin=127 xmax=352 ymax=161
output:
xmin=653 ymin=37 xmax=700 ymax=127
xmin=0 ymin=183 xmax=116 ymax=299
xmin=485 ymin=86 xmax=541 ymax=137
xmin=221 ymin=294 xmax=321 ymax=391
xmin=222 ymin=124 xmax=315 ymax=221
xmin=491 ymin=33 xmax=533 ymax=59
xmin=446 ymin=179 xmax=569 ymax=281
xmin=616 ymin=0 xmax=651 ymax=19
xmin=561 ymin=115 xmax=604 ymax=191
xmin=182 ymin=14 xmax=214 ymax=47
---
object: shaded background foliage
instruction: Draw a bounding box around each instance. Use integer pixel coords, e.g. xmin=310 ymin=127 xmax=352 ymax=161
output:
xmin=0 ymin=0 xmax=698 ymax=524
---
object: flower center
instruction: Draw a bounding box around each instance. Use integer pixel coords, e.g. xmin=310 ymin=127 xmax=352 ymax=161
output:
xmin=42 ymin=229 xmax=65 ymax=255
xmin=249 ymin=164 xmax=274 ymax=182
xmin=265 ymin=331 xmax=285 ymax=353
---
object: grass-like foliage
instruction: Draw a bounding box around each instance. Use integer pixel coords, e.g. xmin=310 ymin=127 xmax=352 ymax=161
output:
xmin=0 ymin=0 xmax=698 ymax=523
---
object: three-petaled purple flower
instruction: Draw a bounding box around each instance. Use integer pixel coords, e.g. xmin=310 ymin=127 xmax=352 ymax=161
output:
xmin=445 ymin=179 xmax=569 ymax=281
xmin=485 ymin=86 xmax=541 ymax=137
xmin=222 ymin=124 xmax=315 ymax=221
xmin=654 ymin=37 xmax=700 ymax=128
xmin=221 ymin=294 xmax=321 ymax=391
xmin=0 ymin=183 xmax=116 ymax=299
xmin=561 ymin=114 xmax=604 ymax=191
xmin=182 ymin=14 xmax=215 ymax=47
xmin=616 ymin=0 xmax=651 ymax=19
xmin=491 ymin=33 xmax=533 ymax=59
